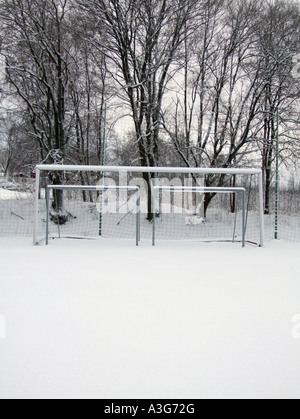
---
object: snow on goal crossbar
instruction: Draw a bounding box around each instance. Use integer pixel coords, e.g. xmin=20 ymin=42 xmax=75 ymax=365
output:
xmin=34 ymin=165 xmax=264 ymax=247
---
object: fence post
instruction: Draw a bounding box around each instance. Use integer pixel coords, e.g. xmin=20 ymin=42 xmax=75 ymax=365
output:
xmin=258 ymin=171 xmax=265 ymax=247
xmin=275 ymin=108 xmax=279 ymax=240
xmin=33 ymin=166 xmax=40 ymax=245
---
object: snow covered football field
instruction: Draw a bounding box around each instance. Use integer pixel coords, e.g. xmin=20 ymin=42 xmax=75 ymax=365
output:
xmin=0 ymin=237 xmax=300 ymax=399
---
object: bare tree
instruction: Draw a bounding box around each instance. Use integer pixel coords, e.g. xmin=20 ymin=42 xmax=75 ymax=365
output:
xmin=1 ymin=0 xmax=299 ymax=223
xmin=67 ymin=12 xmax=112 ymax=200
xmin=255 ymin=0 xmax=300 ymax=214
xmin=0 ymin=113 xmax=40 ymax=177
xmin=77 ymin=0 xmax=201 ymax=219
xmin=163 ymin=0 xmax=266 ymax=215
xmin=0 ymin=0 xmax=75 ymax=219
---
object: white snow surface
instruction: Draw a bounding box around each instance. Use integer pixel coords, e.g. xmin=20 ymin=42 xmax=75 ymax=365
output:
xmin=0 ymin=237 xmax=299 ymax=399
xmin=0 ymin=189 xmax=32 ymax=200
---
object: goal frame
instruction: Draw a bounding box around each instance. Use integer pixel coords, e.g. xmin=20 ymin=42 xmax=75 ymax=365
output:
xmin=34 ymin=165 xmax=264 ymax=247
xmin=45 ymin=184 xmax=141 ymax=246
xmin=152 ymin=186 xmax=246 ymax=247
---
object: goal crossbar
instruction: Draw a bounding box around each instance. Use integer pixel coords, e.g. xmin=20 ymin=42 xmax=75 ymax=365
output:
xmin=36 ymin=164 xmax=262 ymax=176
xmin=152 ymin=186 xmax=246 ymax=247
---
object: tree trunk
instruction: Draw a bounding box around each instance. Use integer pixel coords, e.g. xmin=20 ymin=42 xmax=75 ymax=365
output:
xmin=230 ymin=175 xmax=236 ymax=213
xmin=143 ymin=172 xmax=154 ymax=221
xmin=50 ymin=172 xmax=63 ymax=210
xmin=49 ymin=171 xmax=69 ymax=225
xmin=264 ymin=165 xmax=272 ymax=215
xmin=204 ymin=192 xmax=215 ymax=219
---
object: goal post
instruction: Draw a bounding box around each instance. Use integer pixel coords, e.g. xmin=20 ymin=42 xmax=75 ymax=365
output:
xmin=34 ymin=165 xmax=264 ymax=247
xmin=152 ymin=186 xmax=246 ymax=247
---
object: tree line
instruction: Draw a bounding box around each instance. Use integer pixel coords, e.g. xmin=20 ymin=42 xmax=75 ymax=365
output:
xmin=0 ymin=0 xmax=300 ymax=215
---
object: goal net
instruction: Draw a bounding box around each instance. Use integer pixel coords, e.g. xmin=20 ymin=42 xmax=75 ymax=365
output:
xmin=34 ymin=165 xmax=264 ymax=246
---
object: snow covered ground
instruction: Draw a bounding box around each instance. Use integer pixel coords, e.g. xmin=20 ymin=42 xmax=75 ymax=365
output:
xmin=0 ymin=189 xmax=32 ymax=200
xmin=0 ymin=237 xmax=300 ymax=399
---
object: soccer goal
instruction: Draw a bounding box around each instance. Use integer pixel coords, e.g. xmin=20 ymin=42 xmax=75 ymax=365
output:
xmin=34 ymin=165 xmax=264 ymax=247
xmin=41 ymin=183 xmax=141 ymax=245
xmin=152 ymin=186 xmax=246 ymax=247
